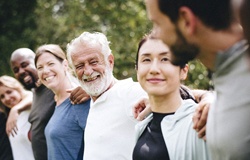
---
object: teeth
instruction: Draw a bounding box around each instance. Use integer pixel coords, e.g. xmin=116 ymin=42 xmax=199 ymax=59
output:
xmin=45 ymin=76 xmax=54 ymax=81
xmin=23 ymin=76 xmax=31 ymax=83
xmin=85 ymin=76 xmax=98 ymax=82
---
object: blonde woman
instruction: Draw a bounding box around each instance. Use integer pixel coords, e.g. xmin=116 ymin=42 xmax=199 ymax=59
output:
xmin=35 ymin=44 xmax=90 ymax=160
xmin=0 ymin=75 xmax=34 ymax=160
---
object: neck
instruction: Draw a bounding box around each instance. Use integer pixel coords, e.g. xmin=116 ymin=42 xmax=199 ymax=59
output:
xmin=149 ymin=90 xmax=182 ymax=113
xmin=91 ymin=77 xmax=117 ymax=102
xmin=53 ymin=79 xmax=72 ymax=106
xmin=197 ymin=22 xmax=244 ymax=70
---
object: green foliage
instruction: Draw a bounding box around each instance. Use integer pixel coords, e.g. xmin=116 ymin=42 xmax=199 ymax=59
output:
xmin=185 ymin=60 xmax=213 ymax=90
xmin=0 ymin=0 xmax=211 ymax=89
xmin=0 ymin=0 xmax=37 ymax=76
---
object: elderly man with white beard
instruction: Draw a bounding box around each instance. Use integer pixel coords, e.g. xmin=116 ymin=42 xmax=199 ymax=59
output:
xmin=67 ymin=32 xmax=148 ymax=160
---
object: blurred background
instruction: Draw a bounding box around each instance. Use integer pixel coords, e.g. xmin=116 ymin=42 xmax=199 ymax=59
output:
xmin=0 ymin=0 xmax=212 ymax=90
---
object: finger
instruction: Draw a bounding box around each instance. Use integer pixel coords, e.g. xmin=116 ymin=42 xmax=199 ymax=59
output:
xmin=6 ymin=129 xmax=10 ymax=136
xmin=14 ymin=125 xmax=18 ymax=133
xmin=137 ymin=106 xmax=151 ymax=121
xmin=71 ymin=95 xmax=90 ymax=104
xmin=13 ymin=127 xmax=18 ymax=135
xmin=10 ymin=131 xmax=15 ymax=137
xmin=202 ymin=135 xmax=206 ymax=141
xmin=6 ymin=125 xmax=12 ymax=136
xmin=133 ymin=99 xmax=146 ymax=118
xmin=137 ymin=111 xmax=145 ymax=121
xmin=66 ymin=88 xmax=73 ymax=93
xmin=133 ymin=104 xmax=143 ymax=119
xmin=68 ymin=87 xmax=81 ymax=100
xmin=80 ymin=96 xmax=91 ymax=103
xmin=198 ymin=126 xmax=206 ymax=138
xmin=192 ymin=106 xmax=202 ymax=130
xmin=196 ymin=105 xmax=209 ymax=130
xmin=192 ymin=112 xmax=201 ymax=130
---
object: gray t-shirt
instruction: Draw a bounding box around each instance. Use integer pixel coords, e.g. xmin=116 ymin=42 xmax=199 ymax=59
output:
xmin=28 ymin=84 xmax=55 ymax=160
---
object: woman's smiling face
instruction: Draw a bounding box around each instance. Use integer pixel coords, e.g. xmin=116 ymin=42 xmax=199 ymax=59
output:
xmin=137 ymin=38 xmax=188 ymax=97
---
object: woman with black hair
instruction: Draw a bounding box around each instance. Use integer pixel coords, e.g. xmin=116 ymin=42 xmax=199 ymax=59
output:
xmin=133 ymin=36 xmax=211 ymax=160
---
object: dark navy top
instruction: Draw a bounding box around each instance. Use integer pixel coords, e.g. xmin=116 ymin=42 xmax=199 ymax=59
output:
xmin=133 ymin=112 xmax=174 ymax=160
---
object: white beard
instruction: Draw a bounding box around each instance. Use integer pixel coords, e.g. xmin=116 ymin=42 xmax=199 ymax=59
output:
xmin=78 ymin=65 xmax=113 ymax=97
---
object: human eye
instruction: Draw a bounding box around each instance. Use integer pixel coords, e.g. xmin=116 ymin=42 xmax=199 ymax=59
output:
xmin=21 ymin=62 xmax=29 ymax=68
xmin=90 ymin=60 xmax=98 ymax=65
xmin=13 ymin=67 xmax=19 ymax=73
xmin=75 ymin=64 xmax=83 ymax=71
xmin=6 ymin=90 xmax=12 ymax=94
xmin=37 ymin=66 xmax=43 ymax=71
xmin=0 ymin=94 xmax=4 ymax=99
xmin=141 ymin=58 xmax=151 ymax=63
xmin=161 ymin=57 xmax=170 ymax=62
xmin=48 ymin=62 xmax=55 ymax=66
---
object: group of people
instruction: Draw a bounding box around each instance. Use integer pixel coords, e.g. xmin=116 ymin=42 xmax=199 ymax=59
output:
xmin=1 ymin=45 xmax=90 ymax=160
xmin=1 ymin=31 xmax=211 ymax=160
xmin=0 ymin=0 xmax=250 ymax=160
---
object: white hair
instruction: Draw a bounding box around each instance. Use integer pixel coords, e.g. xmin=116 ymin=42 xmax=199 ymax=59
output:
xmin=66 ymin=32 xmax=112 ymax=71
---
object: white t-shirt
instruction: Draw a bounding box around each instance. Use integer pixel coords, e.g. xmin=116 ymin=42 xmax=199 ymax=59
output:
xmin=9 ymin=110 xmax=34 ymax=160
xmin=84 ymin=78 xmax=147 ymax=160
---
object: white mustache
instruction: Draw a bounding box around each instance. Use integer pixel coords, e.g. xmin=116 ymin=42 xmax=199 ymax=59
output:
xmin=82 ymin=71 xmax=100 ymax=81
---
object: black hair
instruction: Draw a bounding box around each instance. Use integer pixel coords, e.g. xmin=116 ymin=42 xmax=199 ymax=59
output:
xmin=158 ymin=0 xmax=232 ymax=30
xmin=135 ymin=34 xmax=186 ymax=70
xmin=180 ymin=85 xmax=197 ymax=102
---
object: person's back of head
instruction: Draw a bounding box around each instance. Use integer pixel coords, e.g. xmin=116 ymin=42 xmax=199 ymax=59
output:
xmin=158 ymin=0 xmax=232 ymax=30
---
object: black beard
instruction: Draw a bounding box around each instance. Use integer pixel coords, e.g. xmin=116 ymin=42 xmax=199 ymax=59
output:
xmin=20 ymin=76 xmax=37 ymax=90
xmin=23 ymin=82 xmax=36 ymax=90
xmin=170 ymin=28 xmax=200 ymax=66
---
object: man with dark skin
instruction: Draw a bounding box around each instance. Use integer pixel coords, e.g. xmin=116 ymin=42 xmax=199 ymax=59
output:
xmin=10 ymin=48 xmax=89 ymax=160
xmin=144 ymin=0 xmax=250 ymax=159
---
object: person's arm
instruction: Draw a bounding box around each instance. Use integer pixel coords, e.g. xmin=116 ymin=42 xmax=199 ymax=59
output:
xmin=191 ymin=89 xmax=215 ymax=140
xmin=67 ymin=86 xmax=90 ymax=104
xmin=6 ymin=90 xmax=33 ymax=136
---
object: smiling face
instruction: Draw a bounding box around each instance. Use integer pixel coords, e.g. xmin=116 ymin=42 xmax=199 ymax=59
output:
xmin=36 ymin=52 xmax=67 ymax=91
xmin=71 ymin=43 xmax=114 ymax=97
xmin=137 ymin=38 xmax=188 ymax=97
xmin=10 ymin=49 xmax=38 ymax=90
xmin=0 ymin=85 xmax=22 ymax=109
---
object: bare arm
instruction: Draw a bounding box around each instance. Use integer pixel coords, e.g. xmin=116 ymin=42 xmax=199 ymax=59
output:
xmin=6 ymin=90 xmax=33 ymax=136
